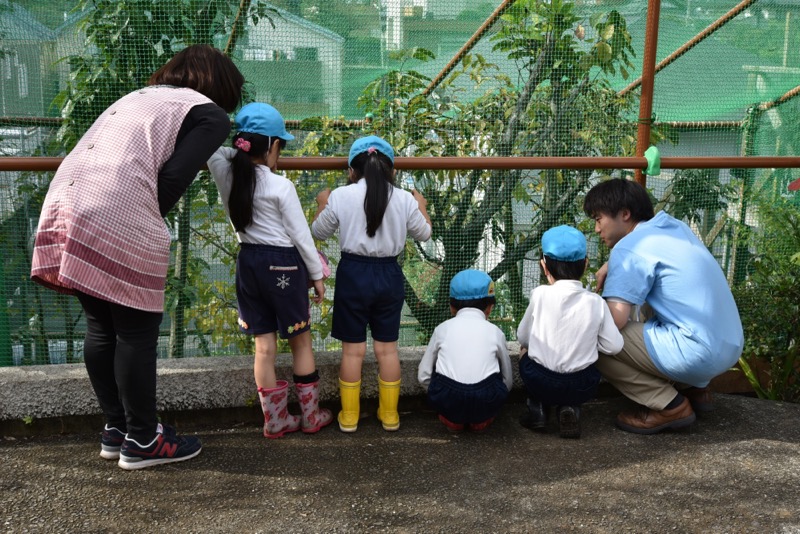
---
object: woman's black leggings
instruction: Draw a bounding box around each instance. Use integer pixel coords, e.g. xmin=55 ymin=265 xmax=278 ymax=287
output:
xmin=76 ymin=292 xmax=163 ymax=443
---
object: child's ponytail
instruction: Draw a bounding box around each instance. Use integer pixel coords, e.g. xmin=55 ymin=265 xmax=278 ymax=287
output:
xmin=228 ymin=133 xmax=277 ymax=233
xmin=350 ymin=150 xmax=395 ymax=237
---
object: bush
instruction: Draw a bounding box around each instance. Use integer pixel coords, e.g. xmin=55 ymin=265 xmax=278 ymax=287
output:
xmin=733 ymin=192 xmax=800 ymax=402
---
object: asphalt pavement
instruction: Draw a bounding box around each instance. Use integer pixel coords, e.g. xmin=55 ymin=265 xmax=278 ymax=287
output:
xmin=2 ymin=393 xmax=800 ymax=533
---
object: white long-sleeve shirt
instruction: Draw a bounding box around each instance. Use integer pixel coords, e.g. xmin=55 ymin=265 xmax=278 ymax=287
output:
xmin=207 ymin=147 xmax=323 ymax=280
xmin=311 ymin=178 xmax=431 ymax=257
xmin=516 ymin=279 xmax=623 ymax=373
xmin=418 ymin=308 xmax=513 ymax=390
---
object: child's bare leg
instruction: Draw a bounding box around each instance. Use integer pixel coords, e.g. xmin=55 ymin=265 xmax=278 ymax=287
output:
xmin=373 ymin=341 xmax=400 ymax=382
xmin=374 ymin=340 xmax=401 ymax=431
xmin=254 ymin=332 xmax=278 ymax=389
xmin=340 ymin=342 xmax=366 ymax=382
xmin=288 ymin=330 xmax=315 ymax=376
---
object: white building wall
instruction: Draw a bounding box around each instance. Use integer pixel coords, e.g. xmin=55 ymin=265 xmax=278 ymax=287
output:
xmin=243 ymin=15 xmax=343 ymax=115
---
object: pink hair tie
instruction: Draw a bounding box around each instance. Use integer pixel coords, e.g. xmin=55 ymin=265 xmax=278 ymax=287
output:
xmin=367 ymin=146 xmax=377 ymax=155
xmin=235 ymin=138 xmax=251 ymax=152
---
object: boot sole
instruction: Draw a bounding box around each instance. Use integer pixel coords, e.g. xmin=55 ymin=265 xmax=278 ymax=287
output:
xmin=558 ymin=410 xmax=581 ymax=439
xmin=264 ymin=427 xmax=300 ymax=439
xmin=302 ymin=419 xmax=334 ymax=434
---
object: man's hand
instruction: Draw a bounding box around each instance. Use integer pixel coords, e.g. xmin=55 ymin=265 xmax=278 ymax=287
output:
xmin=594 ymin=262 xmax=609 ymax=293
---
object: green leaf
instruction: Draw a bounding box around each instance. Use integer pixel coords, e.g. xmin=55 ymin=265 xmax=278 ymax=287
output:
xmin=600 ymin=24 xmax=615 ymax=41
xmin=596 ymin=42 xmax=613 ymax=62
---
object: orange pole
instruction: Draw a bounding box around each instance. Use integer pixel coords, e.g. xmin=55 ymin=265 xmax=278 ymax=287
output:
xmin=422 ymin=0 xmax=516 ymax=97
xmin=634 ymin=0 xmax=661 ymax=185
xmin=3 ymin=156 xmax=800 ymax=172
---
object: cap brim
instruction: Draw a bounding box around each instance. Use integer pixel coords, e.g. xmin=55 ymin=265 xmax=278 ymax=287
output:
xmin=279 ymin=132 xmax=295 ymax=141
xmin=789 ymin=178 xmax=800 ymax=192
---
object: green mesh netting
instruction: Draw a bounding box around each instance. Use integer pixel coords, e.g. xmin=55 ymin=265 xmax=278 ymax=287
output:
xmin=1 ymin=0 xmax=798 ymax=367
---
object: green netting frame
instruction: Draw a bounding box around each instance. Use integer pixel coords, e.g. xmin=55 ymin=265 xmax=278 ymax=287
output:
xmin=1 ymin=1 xmax=799 ymax=378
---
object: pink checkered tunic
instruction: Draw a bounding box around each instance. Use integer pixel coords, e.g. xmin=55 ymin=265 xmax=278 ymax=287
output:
xmin=31 ymin=86 xmax=213 ymax=312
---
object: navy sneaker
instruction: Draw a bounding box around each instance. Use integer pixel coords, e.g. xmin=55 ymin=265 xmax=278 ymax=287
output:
xmin=100 ymin=425 xmax=126 ymax=460
xmin=118 ymin=423 xmax=202 ymax=470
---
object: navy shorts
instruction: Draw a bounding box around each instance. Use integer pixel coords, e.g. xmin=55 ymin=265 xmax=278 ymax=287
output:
xmin=426 ymin=372 xmax=509 ymax=424
xmin=235 ymin=244 xmax=311 ymax=339
xmin=519 ymin=356 xmax=601 ymax=407
xmin=331 ymin=252 xmax=404 ymax=343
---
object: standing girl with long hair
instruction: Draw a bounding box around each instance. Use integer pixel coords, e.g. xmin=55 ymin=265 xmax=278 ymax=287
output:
xmin=312 ymin=136 xmax=431 ymax=432
xmin=207 ymin=102 xmax=332 ymax=439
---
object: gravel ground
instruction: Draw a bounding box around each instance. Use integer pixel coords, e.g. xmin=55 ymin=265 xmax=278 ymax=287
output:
xmin=2 ymin=394 xmax=800 ymax=533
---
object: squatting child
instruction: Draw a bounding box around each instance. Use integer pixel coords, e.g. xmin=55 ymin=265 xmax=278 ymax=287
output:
xmin=516 ymin=225 xmax=623 ymax=438
xmin=418 ymin=269 xmax=513 ymax=432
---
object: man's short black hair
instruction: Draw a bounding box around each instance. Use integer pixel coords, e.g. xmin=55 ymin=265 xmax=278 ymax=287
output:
xmin=543 ymin=255 xmax=586 ymax=281
xmin=583 ymin=178 xmax=655 ymax=222
xmin=450 ymin=296 xmax=495 ymax=312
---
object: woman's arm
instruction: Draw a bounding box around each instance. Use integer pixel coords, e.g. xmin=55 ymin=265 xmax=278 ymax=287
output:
xmin=158 ymin=103 xmax=230 ymax=216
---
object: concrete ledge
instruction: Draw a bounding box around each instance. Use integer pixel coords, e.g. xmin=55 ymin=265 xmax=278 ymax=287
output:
xmin=0 ymin=341 xmax=754 ymax=427
xmin=0 ymin=344 xmax=524 ymax=422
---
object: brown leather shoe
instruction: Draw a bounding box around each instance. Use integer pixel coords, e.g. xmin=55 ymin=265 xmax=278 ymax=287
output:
xmin=682 ymin=386 xmax=714 ymax=413
xmin=616 ymin=397 xmax=696 ymax=434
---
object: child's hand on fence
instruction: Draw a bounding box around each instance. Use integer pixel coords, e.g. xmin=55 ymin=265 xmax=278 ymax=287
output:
xmin=412 ymin=189 xmax=431 ymax=226
xmin=316 ymin=188 xmax=331 ymax=207
xmin=411 ymin=189 xmax=427 ymax=208
xmin=313 ymin=188 xmax=331 ymax=221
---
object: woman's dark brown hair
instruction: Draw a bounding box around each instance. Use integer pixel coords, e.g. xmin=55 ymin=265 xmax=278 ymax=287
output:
xmin=149 ymin=44 xmax=244 ymax=113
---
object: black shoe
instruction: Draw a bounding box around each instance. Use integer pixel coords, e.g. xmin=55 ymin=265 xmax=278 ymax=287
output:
xmin=558 ymin=405 xmax=581 ymax=439
xmin=519 ymin=400 xmax=548 ymax=431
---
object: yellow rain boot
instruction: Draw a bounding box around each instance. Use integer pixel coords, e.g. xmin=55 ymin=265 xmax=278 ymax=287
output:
xmin=338 ymin=378 xmax=361 ymax=433
xmin=377 ymin=377 xmax=401 ymax=431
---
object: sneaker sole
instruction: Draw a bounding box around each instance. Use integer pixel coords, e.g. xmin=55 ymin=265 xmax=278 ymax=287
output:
xmin=616 ymin=412 xmax=697 ymax=435
xmin=118 ymin=448 xmax=202 ymax=470
xmin=100 ymin=448 xmax=121 ymax=460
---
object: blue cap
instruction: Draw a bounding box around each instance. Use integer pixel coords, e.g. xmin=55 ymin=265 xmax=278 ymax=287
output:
xmin=348 ymin=135 xmax=394 ymax=166
xmin=235 ymin=103 xmax=294 ymax=141
xmin=542 ymin=225 xmax=587 ymax=262
xmin=450 ymin=270 xmax=495 ymax=301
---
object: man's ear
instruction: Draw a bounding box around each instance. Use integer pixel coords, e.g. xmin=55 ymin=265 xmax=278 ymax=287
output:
xmin=620 ymin=209 xmax=632 ymax=222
